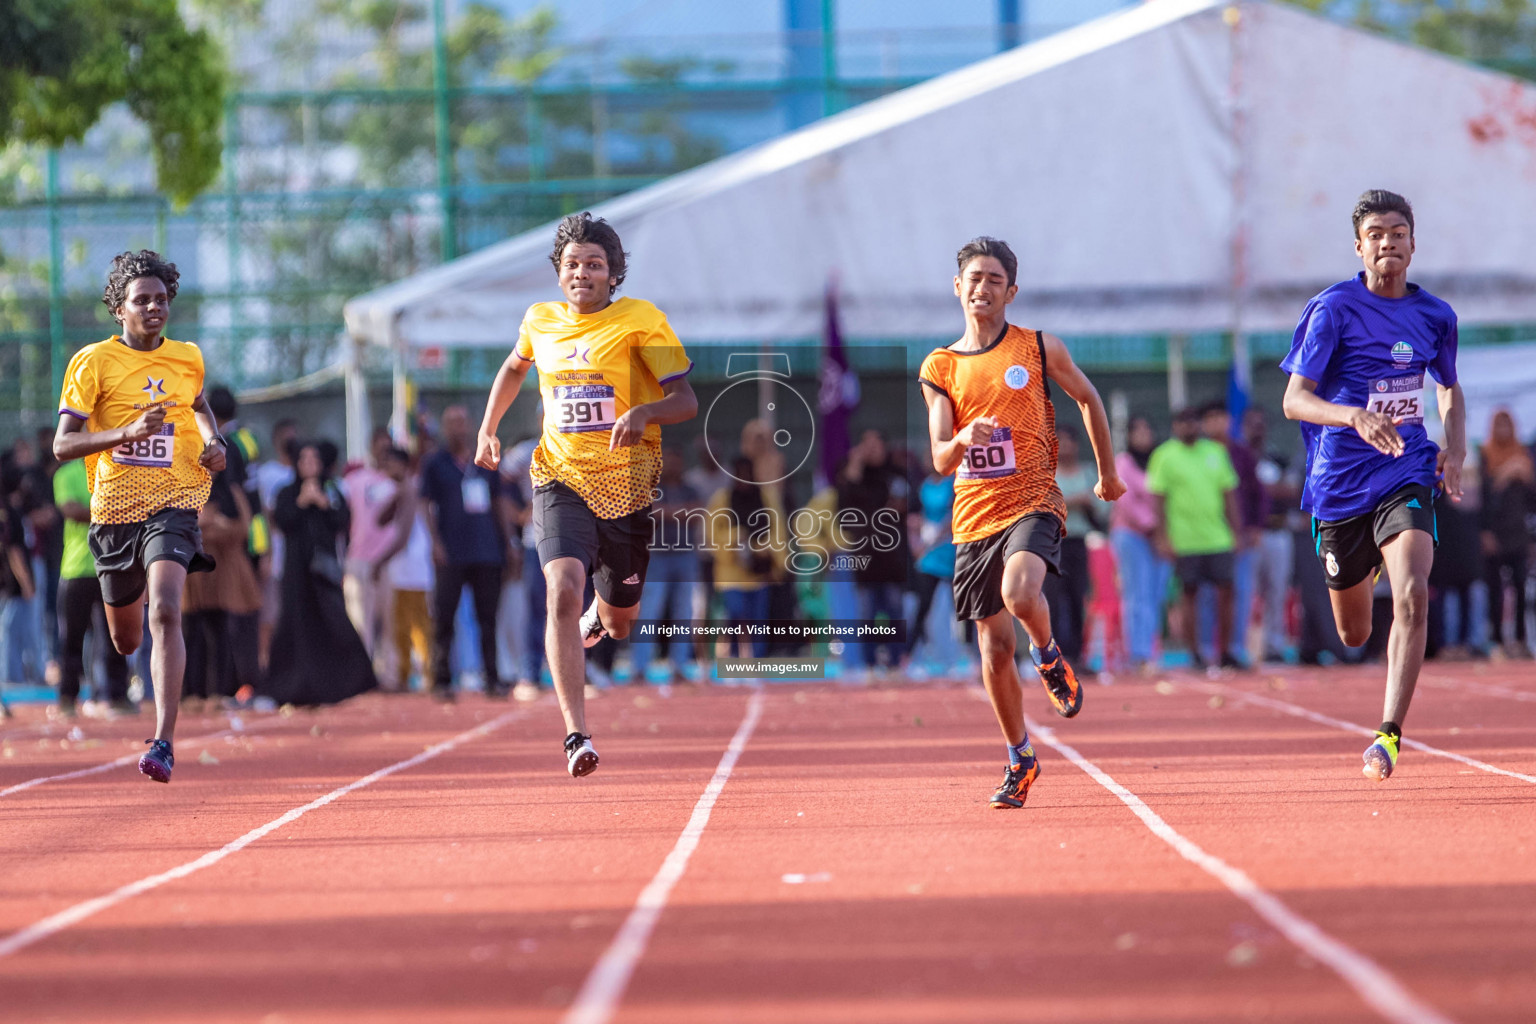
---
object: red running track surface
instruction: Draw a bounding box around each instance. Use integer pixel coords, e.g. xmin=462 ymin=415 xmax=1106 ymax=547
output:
xmin=1 ymin=663 xmax=1533 ymax=1023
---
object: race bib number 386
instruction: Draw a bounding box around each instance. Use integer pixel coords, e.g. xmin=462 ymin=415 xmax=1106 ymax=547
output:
xmin=1367 ymin=373 xmax=1426 ymax=425
xmin=114 ymin=424 xmax=175 ymax=468
xmin=958 ymin=426 xmax=1017 ymax=480
xmin=552 ymin=384 xmax=617 ymax=434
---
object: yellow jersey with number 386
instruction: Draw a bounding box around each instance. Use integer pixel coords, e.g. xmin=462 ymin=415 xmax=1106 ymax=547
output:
xmin=514 ymin=297 xmax=693 ymax=519
xmin=58 ymin=336 xmax=212 ymax=525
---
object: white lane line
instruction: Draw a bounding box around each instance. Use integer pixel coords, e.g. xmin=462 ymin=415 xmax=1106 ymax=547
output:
xmin=0 ymin=710 xmax=521 ymax=960
xmin=1025 ymin=715 xmax=1456 ymax=1024
xmin=0 ymin=718 xmax=283 ymax=799
xmin=1421 ymin=675 xmax=1536 ymax=704
xmin=1198 ymin=682 xmax=1536 ymax=787
xmin=563 ymin=690 xmax=765 ymax=1024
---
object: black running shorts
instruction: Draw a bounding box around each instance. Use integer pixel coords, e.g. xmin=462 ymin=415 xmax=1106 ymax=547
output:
xmin=532 ymin=480 xmax=651 ymax=608
xmin=1174 ymin=550 xmax=1235 ymax=590
xmin=88 ymin=507 xmax=215 ymax=607
xmin=1312 ymin=482 xmax=1437 ymax=591
xmin=951 ymin=512 xmax=1062 ymax=622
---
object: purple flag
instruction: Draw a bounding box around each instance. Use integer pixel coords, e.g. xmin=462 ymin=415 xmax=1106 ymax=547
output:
xmin=817 ymin=281 xmax=859 ymax=488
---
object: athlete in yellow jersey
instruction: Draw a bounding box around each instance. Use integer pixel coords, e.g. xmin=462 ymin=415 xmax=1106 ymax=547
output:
xmin=476 ymin=213 xmax=697 ymax=777
xmin=53 ymin=251 xmax=228 ymax=784
xmin=919 ymin=237 xmax=1124 ymax=810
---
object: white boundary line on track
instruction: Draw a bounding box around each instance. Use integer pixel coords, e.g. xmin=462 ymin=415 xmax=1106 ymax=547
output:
xmin=1024 ymin=715 xmax=1456 ymax=1024
xmin=0 ymin=717 xmax=283 ymax=799
xmin=1197 ymin=682 xmax=1536 ymax=786
xmin=1420 ymin=675 xmax=1536 ymax=704
xmin=0 ymin=709 xmax=521 ymax=960
xmin=563 ymin=689 xmax=765 ymax=1024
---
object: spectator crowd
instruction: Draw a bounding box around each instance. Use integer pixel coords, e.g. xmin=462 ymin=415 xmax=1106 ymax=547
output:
xmin=3 ymin=392 xmax=1534 ymax=717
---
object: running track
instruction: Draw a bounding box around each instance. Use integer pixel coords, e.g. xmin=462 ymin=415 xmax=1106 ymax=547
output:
xmin=2 ymin=664 xmax=1533 ymax=1023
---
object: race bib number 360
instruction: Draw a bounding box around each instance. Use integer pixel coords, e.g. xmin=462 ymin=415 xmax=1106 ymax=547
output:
xmin=1367 ymin=373 xmax=1426 ymax=425
xmin=114 ymin=424 xmax=174 ymax=468
xmin=552 ymin=384 xmax=617 ymax=434
xmin=958 ymin=426 xmax=1017 ymax=480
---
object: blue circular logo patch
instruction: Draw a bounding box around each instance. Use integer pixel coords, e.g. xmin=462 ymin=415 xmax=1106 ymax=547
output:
xmin=1004 ymin=364 xmax=1030 ymax=390
xmin=1391 ymin=341 xmax=1413 ymax=366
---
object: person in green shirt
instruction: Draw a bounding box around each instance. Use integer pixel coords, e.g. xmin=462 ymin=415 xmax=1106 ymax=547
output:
xmin=1147 ymin=407 xmax=1242 ymax=670
xmin=53 ymin=457 xmax=133 ymax=717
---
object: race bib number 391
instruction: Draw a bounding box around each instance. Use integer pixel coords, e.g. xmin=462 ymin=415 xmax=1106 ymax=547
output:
xmin=1367 ymin=373 xmax=1426 ymax=425
xmin=114 ymin=424 xmax=174 ymax=468
xmin=552 ymin=384 xmax=617 ymax=434
xmin=958 ymin=426 xmax=1017 ymax=480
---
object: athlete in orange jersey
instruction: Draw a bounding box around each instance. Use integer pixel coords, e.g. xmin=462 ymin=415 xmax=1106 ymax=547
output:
xmin=919 ymin=237 xmax=1124 ymax=809
xmin=53 ymin=251 xmax=228 ymax=784
xmin=476 ymin=213 xmax=697 ymax=778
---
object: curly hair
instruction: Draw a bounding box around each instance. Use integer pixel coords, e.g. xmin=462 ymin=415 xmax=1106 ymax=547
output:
xmin=548 ymin=213 xmax=628 ymax=291
xmin=103 ymin=250 xmax=180 ymax=320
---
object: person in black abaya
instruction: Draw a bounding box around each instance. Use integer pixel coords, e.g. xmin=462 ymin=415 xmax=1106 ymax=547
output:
xmin=265 ymin=441 xmax=376 ymax=706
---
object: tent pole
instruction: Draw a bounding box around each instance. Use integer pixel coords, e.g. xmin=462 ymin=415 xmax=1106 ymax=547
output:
xmin=391 ymin=326 xmax=410 ymax=445
xmin=1226 ymin=2 xmax=1251 ymax=423
xmin=1168 ymin=334 xmax=1187 ymax=413
xmin=344 ymin=333 xmax=372 ymax=464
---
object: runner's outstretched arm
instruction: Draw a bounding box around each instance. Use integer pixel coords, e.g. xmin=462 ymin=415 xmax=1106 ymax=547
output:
xmin=1282 ymin=373 xmax=1406 ymax=457
xmin=920 ymin=386 xmax=994 ymax=477
xmin=1435 ymin=381 xmax=1466 ymax=501
xmin=476 ymin=352 xmax=535 ymax=470
xmin=191 ymin=393 xmax=227 ymax=472
xmin=609 ymin=378 xmax=698 ymax=449
xmin=1040 ymin=333 xmax=1125 ymax=501
xmin=53 ymin=403 xmax=168 ymax=462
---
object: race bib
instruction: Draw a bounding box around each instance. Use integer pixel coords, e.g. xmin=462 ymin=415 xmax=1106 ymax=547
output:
xmin=958 ymin=426 xmax=1017 ymax=480
xmin=1367 ymin=373 xmax=1426 ymax=425
xmin=113 ymin=424 xmax=174 ymax=468
xmin=461 ymin=476 xmax=491 ymax=514
xmin=552 ymin=384 xmax=617 ymax=434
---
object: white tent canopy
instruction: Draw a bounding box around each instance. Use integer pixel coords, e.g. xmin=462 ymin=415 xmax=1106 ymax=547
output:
xmin=344 ymin=0 xmax=1536 ymax=355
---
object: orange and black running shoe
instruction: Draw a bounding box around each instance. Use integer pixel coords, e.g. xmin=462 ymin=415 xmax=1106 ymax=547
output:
xmin=990 ymin=755 xmax=1041 ymax=809
xmin=1036 ymin=654 xmax=1084 ymax=718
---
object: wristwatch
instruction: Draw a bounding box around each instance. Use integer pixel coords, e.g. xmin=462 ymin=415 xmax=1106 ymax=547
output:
xmin=207 ymin=433 xmax=228 ymax=449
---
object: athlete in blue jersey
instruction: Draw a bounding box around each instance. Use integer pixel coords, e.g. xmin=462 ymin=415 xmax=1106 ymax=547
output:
xmin=1281 ymin=190 xmax=1466 ymax=782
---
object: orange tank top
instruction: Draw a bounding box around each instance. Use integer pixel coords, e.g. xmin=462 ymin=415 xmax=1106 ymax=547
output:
xmin=918 ymin=325 xmax=1067 ymax=544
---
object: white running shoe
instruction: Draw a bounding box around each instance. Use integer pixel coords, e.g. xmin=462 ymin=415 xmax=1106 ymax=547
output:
xmin=565 ymin=732 xmax=599 ymax=777
xmin=580 ymin=598 xmax=608 ymax=649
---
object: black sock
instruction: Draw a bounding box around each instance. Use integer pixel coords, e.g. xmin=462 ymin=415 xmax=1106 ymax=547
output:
xmin=1378 ymin=721 xmax=1401 ymax=741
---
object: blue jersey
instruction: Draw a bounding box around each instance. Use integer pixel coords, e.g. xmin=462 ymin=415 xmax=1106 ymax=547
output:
xmin=1280 ymin=274 xmax=1458 ymax=522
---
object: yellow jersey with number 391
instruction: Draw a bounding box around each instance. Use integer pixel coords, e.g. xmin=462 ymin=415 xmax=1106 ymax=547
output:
xmin=58 ymin=336 xmax=212 ymax=525
xmin=515 ymin=297 xmax=692 ymax=519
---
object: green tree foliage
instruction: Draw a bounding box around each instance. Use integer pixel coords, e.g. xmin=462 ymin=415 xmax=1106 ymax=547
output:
xmin=0 ymin=0 xmax=228 ymax=205
xmin=1284 ymin=1 xmax=1536 ymax=65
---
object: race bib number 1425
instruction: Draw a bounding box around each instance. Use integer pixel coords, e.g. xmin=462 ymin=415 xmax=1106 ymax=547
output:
xmin=1367 ymin=373 xmax=1426 ymax=425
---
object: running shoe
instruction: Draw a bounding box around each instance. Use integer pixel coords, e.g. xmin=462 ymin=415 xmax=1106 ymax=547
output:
xmin=139 ymin=738 xmax=174 ymax=784
xmin=1362 ymin=731 xmax=1400 ymax=781
xmin=565 ymin=732 xmax=600 ymax=777
xmin=579 ymin=598 xmax=608 ymax=649
xmin=989 ymin=755 xmax=1041 ymax=809
xmin=1036 ymin=654 xmax=1084 ymax=718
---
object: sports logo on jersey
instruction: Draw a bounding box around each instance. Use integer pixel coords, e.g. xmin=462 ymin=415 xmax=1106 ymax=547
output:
xmin=1004 ymin=365 xmax=1030 ymax=390
xmin=1391 ymin=341 xmax=1413 ymax=366
xmin=141 ymin=375 xmax=167 ymax=401
xmin=1325 ymin=551 xmax=1339 ymax=577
